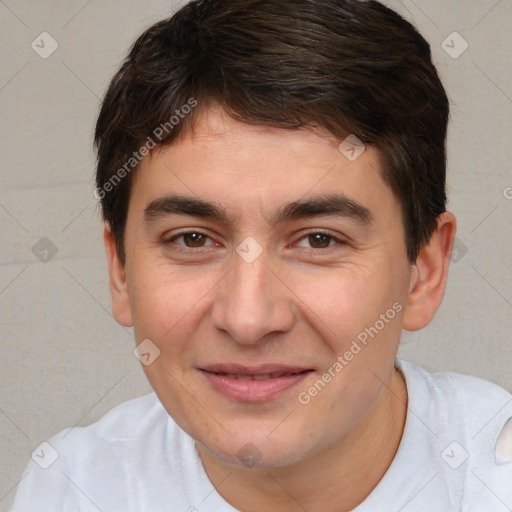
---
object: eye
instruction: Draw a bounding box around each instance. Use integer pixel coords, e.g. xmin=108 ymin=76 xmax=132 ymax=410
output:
xmin=294 ymin=232 xmax=343 ymax=250
xmin=164 ymin=231 xmax=217 ymax=249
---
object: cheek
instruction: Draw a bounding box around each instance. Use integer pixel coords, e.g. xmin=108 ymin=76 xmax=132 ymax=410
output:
xmin=289 ymin=263 xmax=404 ymax=352
xmin=126 ymin=259 xmax=209 ymax=345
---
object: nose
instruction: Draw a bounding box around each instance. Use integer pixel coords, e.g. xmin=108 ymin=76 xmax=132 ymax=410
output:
xmin=211 ymin=248 xmax=295 ymax=345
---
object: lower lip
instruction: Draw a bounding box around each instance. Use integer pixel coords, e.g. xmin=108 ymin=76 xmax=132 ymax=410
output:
xmin=201 ymin=371 xmax=312 ymax=402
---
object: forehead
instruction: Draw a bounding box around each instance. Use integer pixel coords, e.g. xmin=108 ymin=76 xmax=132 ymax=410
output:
xmin=181 ymin=105 xmax=341 ymax=151
xmin=130 ymin=105 xmax=398 ymax=225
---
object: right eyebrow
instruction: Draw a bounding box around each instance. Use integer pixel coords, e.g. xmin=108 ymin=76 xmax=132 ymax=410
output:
xmin=144 ymin=195 xmax=229 ymax=224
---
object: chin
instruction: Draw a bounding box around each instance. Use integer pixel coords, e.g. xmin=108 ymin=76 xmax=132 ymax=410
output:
xmin=202 ymin=433 xmax=314 ymax=469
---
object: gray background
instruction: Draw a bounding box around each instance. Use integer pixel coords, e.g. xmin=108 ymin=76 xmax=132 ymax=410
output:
xmin=0 ymin=0 xmax=511 ymax=508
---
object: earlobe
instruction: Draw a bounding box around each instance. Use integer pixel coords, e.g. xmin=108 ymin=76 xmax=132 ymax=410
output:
xmin=402 ymin=212 xmax=456 ymax=331
xmin=104 ymin=224 xmax=133 ymax=327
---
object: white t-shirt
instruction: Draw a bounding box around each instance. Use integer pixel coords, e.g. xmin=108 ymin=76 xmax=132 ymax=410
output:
xmin=10 ymin=360 xmax=512 ymax=512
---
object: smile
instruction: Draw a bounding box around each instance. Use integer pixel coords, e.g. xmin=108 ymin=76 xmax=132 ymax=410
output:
xmin=213 ymin=371 xmax=306 ymax=380
xmin=200 ymin=367 xmax=314 ymax=402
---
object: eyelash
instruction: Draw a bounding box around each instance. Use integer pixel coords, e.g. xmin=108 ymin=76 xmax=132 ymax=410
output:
xmin=163 ymin=230 xmax=346 ymax=254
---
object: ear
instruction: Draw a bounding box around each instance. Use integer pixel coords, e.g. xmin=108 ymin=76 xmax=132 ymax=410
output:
xmin=104 ymin=223 xmax=133 ymax=327
xmin=402 ymin=212 xmax=456 ymax=331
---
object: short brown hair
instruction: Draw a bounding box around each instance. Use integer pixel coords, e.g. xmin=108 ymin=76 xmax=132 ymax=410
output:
xmin=95 ymin=0 xmax=449 ymax=263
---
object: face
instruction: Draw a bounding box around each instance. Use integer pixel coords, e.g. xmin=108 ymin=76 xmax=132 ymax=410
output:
xmin=113 ymin=105 xmax=414 ymax=468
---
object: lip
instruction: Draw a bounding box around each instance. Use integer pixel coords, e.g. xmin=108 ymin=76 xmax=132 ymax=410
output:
xmin=201 ymin=363 xmax=311 ymax=375
xmin=199 ymin=364 xmax=314 ymax=402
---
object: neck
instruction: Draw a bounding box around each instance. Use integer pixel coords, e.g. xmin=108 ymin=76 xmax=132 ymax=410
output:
xmin=198 ymin=367 xmax=408 ymax=512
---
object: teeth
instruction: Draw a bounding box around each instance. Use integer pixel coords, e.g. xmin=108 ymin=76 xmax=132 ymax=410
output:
xmin=253 ymin=374 xmax=273 ymax=380
xmin=226 ymin=373 xmax=252 ymax=380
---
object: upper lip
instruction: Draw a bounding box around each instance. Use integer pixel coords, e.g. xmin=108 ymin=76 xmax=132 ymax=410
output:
xmin=200 ymin=364 xmax=312 ymax=375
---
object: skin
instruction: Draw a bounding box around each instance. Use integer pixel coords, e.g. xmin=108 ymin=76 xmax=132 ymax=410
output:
xmin=105 ymin=104 xmax=456 ymax=511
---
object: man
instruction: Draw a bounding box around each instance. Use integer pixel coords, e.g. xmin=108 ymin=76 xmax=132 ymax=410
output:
xmin=10 ymin=0 xmax=512 ymax=510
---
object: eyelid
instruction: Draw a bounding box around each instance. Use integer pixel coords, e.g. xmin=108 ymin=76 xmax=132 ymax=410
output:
xmin=163 ymin=228 xmax=212 ymax=242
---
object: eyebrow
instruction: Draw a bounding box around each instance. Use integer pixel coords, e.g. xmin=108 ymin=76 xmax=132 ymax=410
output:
xmin=143 ymin=193 xmax=373 ymax=226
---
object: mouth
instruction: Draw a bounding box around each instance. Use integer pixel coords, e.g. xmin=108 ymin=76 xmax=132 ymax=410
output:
xmin=206 ymin=370 xmax=310 ymax=381
xmin=199 ymin=365 xmax=314 ymax=402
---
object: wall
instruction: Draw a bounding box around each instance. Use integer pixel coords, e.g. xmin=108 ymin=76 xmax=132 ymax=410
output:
xmin=1 ymin=0 xmax=511 ymax=509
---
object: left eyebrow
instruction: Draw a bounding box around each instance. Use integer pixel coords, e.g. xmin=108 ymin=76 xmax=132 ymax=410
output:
xmin=273 ymin=194 xmax=373 ymax=225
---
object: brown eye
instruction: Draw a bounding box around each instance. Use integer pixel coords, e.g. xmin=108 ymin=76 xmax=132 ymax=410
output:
xmin=294 ymin=231 xmax=344 ymax=251
xmin=164 ymin=231 xmax=216 ymax=250
xmin=182 ymin=232 xmax=207 ymax=247
xmin=308 ymin=233 xmax=333 ymax=249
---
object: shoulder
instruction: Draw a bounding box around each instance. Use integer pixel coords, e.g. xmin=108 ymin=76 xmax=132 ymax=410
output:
xmin=73 ymin=391 xmax=165 ymax=440
xmin=396 ymin=359 xmax=512 ymax=510
xmin=397 ymin=359 xmax=512 ymax=445
xmin=49 ymin=391 xmax=184 ymax=466
xmin=29 ymin=392 xmax=175 ymax=466
xmin=47 ymin=392 xmax=166 ymax=448
xmin=398 ymin=358 xmax=512 ymax=414
xmin=9 ymin=393 xmax=196 ymax=511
